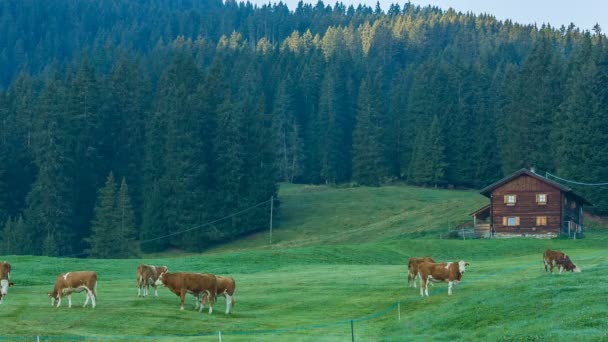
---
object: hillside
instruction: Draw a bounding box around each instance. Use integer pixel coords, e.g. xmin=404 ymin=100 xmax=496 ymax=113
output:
xmin=1 ymin=184 xmax=607 ymax=340
xmin=2 ymin=0 xmax=608 ymax=259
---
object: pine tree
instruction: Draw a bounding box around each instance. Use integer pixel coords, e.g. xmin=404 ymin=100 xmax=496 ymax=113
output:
xmin=87 ymin=172 xmax=119 ymax=258
xmin=116 ymin=177 xmax=140 ymax=257
xmin=24 ymin=77 xmax=75 ymax=256
xmin=272 ymin=76 xmax=304 ymax=183
xmin=0 ymin=216 xmax=28 ymax=255
xmin=352 ymin=79 xmax=387 ymax=186
xmin=408 ymin=116 xmax=447 ymax=187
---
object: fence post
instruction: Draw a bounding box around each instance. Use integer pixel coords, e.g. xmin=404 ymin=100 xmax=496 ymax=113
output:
xmin=269 ymin=196 xmax=274 ymax=245
xmin=219 ymin=331 xmax=222 ymax=342
xmin=398 ymin=301 xmax=401 ymax=321
xmin=351 ymin=320 xmax=355 ymax=342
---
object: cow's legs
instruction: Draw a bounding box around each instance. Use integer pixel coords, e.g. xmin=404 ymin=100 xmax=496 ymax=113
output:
xmin=408 ymin=271 xmax=417 ymax=288
xmin=90 ymin=291 xmax=96 ymax=309
xmin=448 ymin=281 xmax=453 ymax=296
xmin=179 ymin=290 xmax=186 ymax=310
xmin=83 ymin=291 xmax=90 ymax=307
xmin=56 ymin=296 xmax=62 ymax=307
xmin=137 ymin=285 xmax=141 ymax=297
xmin=67 ymin=294 xmax=72 ymax=308
xmin=420 ymin=276 xmax=429 ymax=297
xmin=154 ymin=285 xmax=159 ymax=297
xmin=207 ymin=290 xmax=214 ymax=314
xmin=197 ymin=293 xmax=205 ymax=312
xmin=225 ymin=294 xmax=233 ymax=314
xmin=558 ymin=265 xmax=563 ymax=274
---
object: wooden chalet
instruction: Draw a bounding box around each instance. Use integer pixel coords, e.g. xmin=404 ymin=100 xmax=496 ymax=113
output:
xmin=471 ymin=169 xmax=590 ymax=238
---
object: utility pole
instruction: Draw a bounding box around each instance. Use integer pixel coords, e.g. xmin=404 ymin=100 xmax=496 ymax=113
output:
xmin=269 ymin=196 xmax=274 ymax=245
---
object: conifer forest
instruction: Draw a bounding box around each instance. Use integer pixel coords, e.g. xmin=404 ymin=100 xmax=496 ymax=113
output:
xmin=0 ymin=0 xmax=607 ymax=257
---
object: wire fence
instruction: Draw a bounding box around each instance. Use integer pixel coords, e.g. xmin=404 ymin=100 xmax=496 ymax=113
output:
xmin=2 ymin=247 xmax=605 ymax=341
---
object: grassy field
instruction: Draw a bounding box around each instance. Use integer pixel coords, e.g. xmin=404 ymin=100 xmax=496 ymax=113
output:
xmin=1 ymin=184 xmax=607 ymax=341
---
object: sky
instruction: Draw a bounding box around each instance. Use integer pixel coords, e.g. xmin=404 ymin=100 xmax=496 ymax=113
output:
xmin=253 ymin=0 xmax=607 ymax=32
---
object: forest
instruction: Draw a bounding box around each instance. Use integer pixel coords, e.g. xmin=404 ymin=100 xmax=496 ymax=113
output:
xmin=0 ymin=0 xmax=607 ymax=257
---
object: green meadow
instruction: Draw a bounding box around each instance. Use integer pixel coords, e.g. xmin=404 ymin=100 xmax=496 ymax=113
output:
xmin=1 ymin=184 xmax=607 ymax=341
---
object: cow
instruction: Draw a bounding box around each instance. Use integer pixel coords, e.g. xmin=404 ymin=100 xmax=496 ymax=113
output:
xmin=543 ymin=250 xmax=581 ymax=274
xmin=0 ymin=261 xmax=13 ymax=304
xmin=48 ymin=271 xmax=97 ymax=309
xmin=155 ymin=271 xmax=217 ymax=314
xmin=407 ymin=257 xmax=434 ymax=288
xmin=418 ymin=261 xmax=469 ymax=296
xmin=199 ymin=276 xmax=236 ymax=314
xmin=136 ymin=264 xmax=168 ymax=297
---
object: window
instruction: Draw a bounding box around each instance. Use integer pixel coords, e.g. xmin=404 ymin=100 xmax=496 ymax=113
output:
xmin=536 ymin=216 xmax=547 ymax=226
xmin=503 ymin=216 xmax=520 ymax=226
xmin=536 ymin=194 xmax=547 ymax=205
xmin=504 ymin=194 xmax=517 ymax=206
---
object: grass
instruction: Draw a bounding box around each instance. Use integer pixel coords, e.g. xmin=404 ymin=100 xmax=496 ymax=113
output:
xmin=0 ymin=184 xmax=607 ymax=341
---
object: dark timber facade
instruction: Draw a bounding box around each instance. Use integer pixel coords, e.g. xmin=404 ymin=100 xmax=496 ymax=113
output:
xmin=471 ymin=169 xmax=590 ymax=238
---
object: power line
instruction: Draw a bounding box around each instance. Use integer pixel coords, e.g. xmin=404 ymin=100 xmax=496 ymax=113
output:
xmin=545 ymin=171 xmax=608 ymax=186
xmin=61 ymin=198 xmax=272 ymax=258
xmin=138 ymin=199 xmax=271 ymax=245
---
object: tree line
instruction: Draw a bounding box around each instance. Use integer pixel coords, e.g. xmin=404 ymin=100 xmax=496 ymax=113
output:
xmin=0 ymin=0 xmax=607 ymax=257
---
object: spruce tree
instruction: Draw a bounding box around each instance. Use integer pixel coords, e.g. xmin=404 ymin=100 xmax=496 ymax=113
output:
xmin=87 ymin=171 xmax=119 ymax=258
xmin=352 ymin=79 xmax=386 ymax=186
xmin=117 ymin=177 xmax=140 ymax=257
xmin=24 ymin=77 xmax=75 ymax=256
xmin=408 ymin=116 xmax=447 ymax=187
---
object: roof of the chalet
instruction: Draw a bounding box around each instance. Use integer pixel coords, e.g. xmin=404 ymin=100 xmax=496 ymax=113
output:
xmin=479 ymin=168 xmax=591 ymax=205
xmin=469 ymin=204 xmax=490 ymax=217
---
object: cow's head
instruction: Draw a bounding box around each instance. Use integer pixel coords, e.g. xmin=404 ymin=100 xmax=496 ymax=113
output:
xmin=458 ymin=261 xmax=469 ymax=274
xmin=154 ymin=271 xmax=167 ymax=287
xmin=0 ymin=279 xmax=12 ymax=301
xmin=48 ymin=289 xmax=59 ymax=306
xmin=558 ymin=257 xmax=581 ymax=273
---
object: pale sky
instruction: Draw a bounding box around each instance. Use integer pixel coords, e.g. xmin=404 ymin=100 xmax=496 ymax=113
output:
xmin=251 ymin=0 xmax=607 ymax=31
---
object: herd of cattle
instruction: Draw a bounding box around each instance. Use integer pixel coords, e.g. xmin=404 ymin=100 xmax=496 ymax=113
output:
xmin=0 ymin=249 xmax=580 ymax=311
xmin=406 ymin=249 xmax=580 ymax=296
xmin=0 ymin=262 xmax=236 ymax=314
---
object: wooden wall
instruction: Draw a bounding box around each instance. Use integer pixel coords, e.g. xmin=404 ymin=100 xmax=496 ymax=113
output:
xmin=491 ymin=175 xmax=561 ymax=235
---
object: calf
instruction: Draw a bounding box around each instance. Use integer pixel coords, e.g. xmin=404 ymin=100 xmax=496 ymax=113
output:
xmin=418 ymin=261 xmax=469 ymax=296
xmin=136 ymin=264 xmax=168 ymax=297
xmin=48 ymin=271 xmax=97 ymax=308
xmin=544 ymin=250 xmax=581 ymax=274
xmin=155 ymin=271 xmax=217 ymax=314
xmin=407 ymin=257 xmax=434 ymax=288
xmin=0 ymin=261 xmax=13 ymax=304
xmin=200 ymin=276 xmax=236 ymax=314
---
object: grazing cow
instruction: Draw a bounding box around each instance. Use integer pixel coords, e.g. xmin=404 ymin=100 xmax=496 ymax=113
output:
xmin=418 ymin=261 xmax=469 ymax=296
xmin=200 ymin=276 xmax=236 ymax=314
xmin=0 ymin=261 xmax=13 ymax=304
xmin=155 ymin=271 xmax=217 ymax=314
xmin=136 ymin=264 xmax=168 ymax=297
xmin=407 ymin=257 xmax=434 ymax=288
xmin=543 ymin=250 xmax=581 ymax=274
xmin=48 ymin=271 xmax=98 ymax=308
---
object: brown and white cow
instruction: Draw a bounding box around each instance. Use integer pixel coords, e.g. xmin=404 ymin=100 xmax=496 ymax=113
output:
xmin=407 ymin=257 xmax=434 ymax=288
xmin=199 ymin=276 xmax=236 ymax=314
xmin=543 ymin=250 xmax=581 ymax=274
xmin=48 ymin=271 xmax=97 ymax=308
xmin=136 ymin=264 xmax=168 ymax=297
xmin=418 ymin=261 xmax=469 ymax=296
xmin=0 ymin=261 xmax=13 ymax=304
xmin=155 ymin=271 xmax=217 ymax=314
